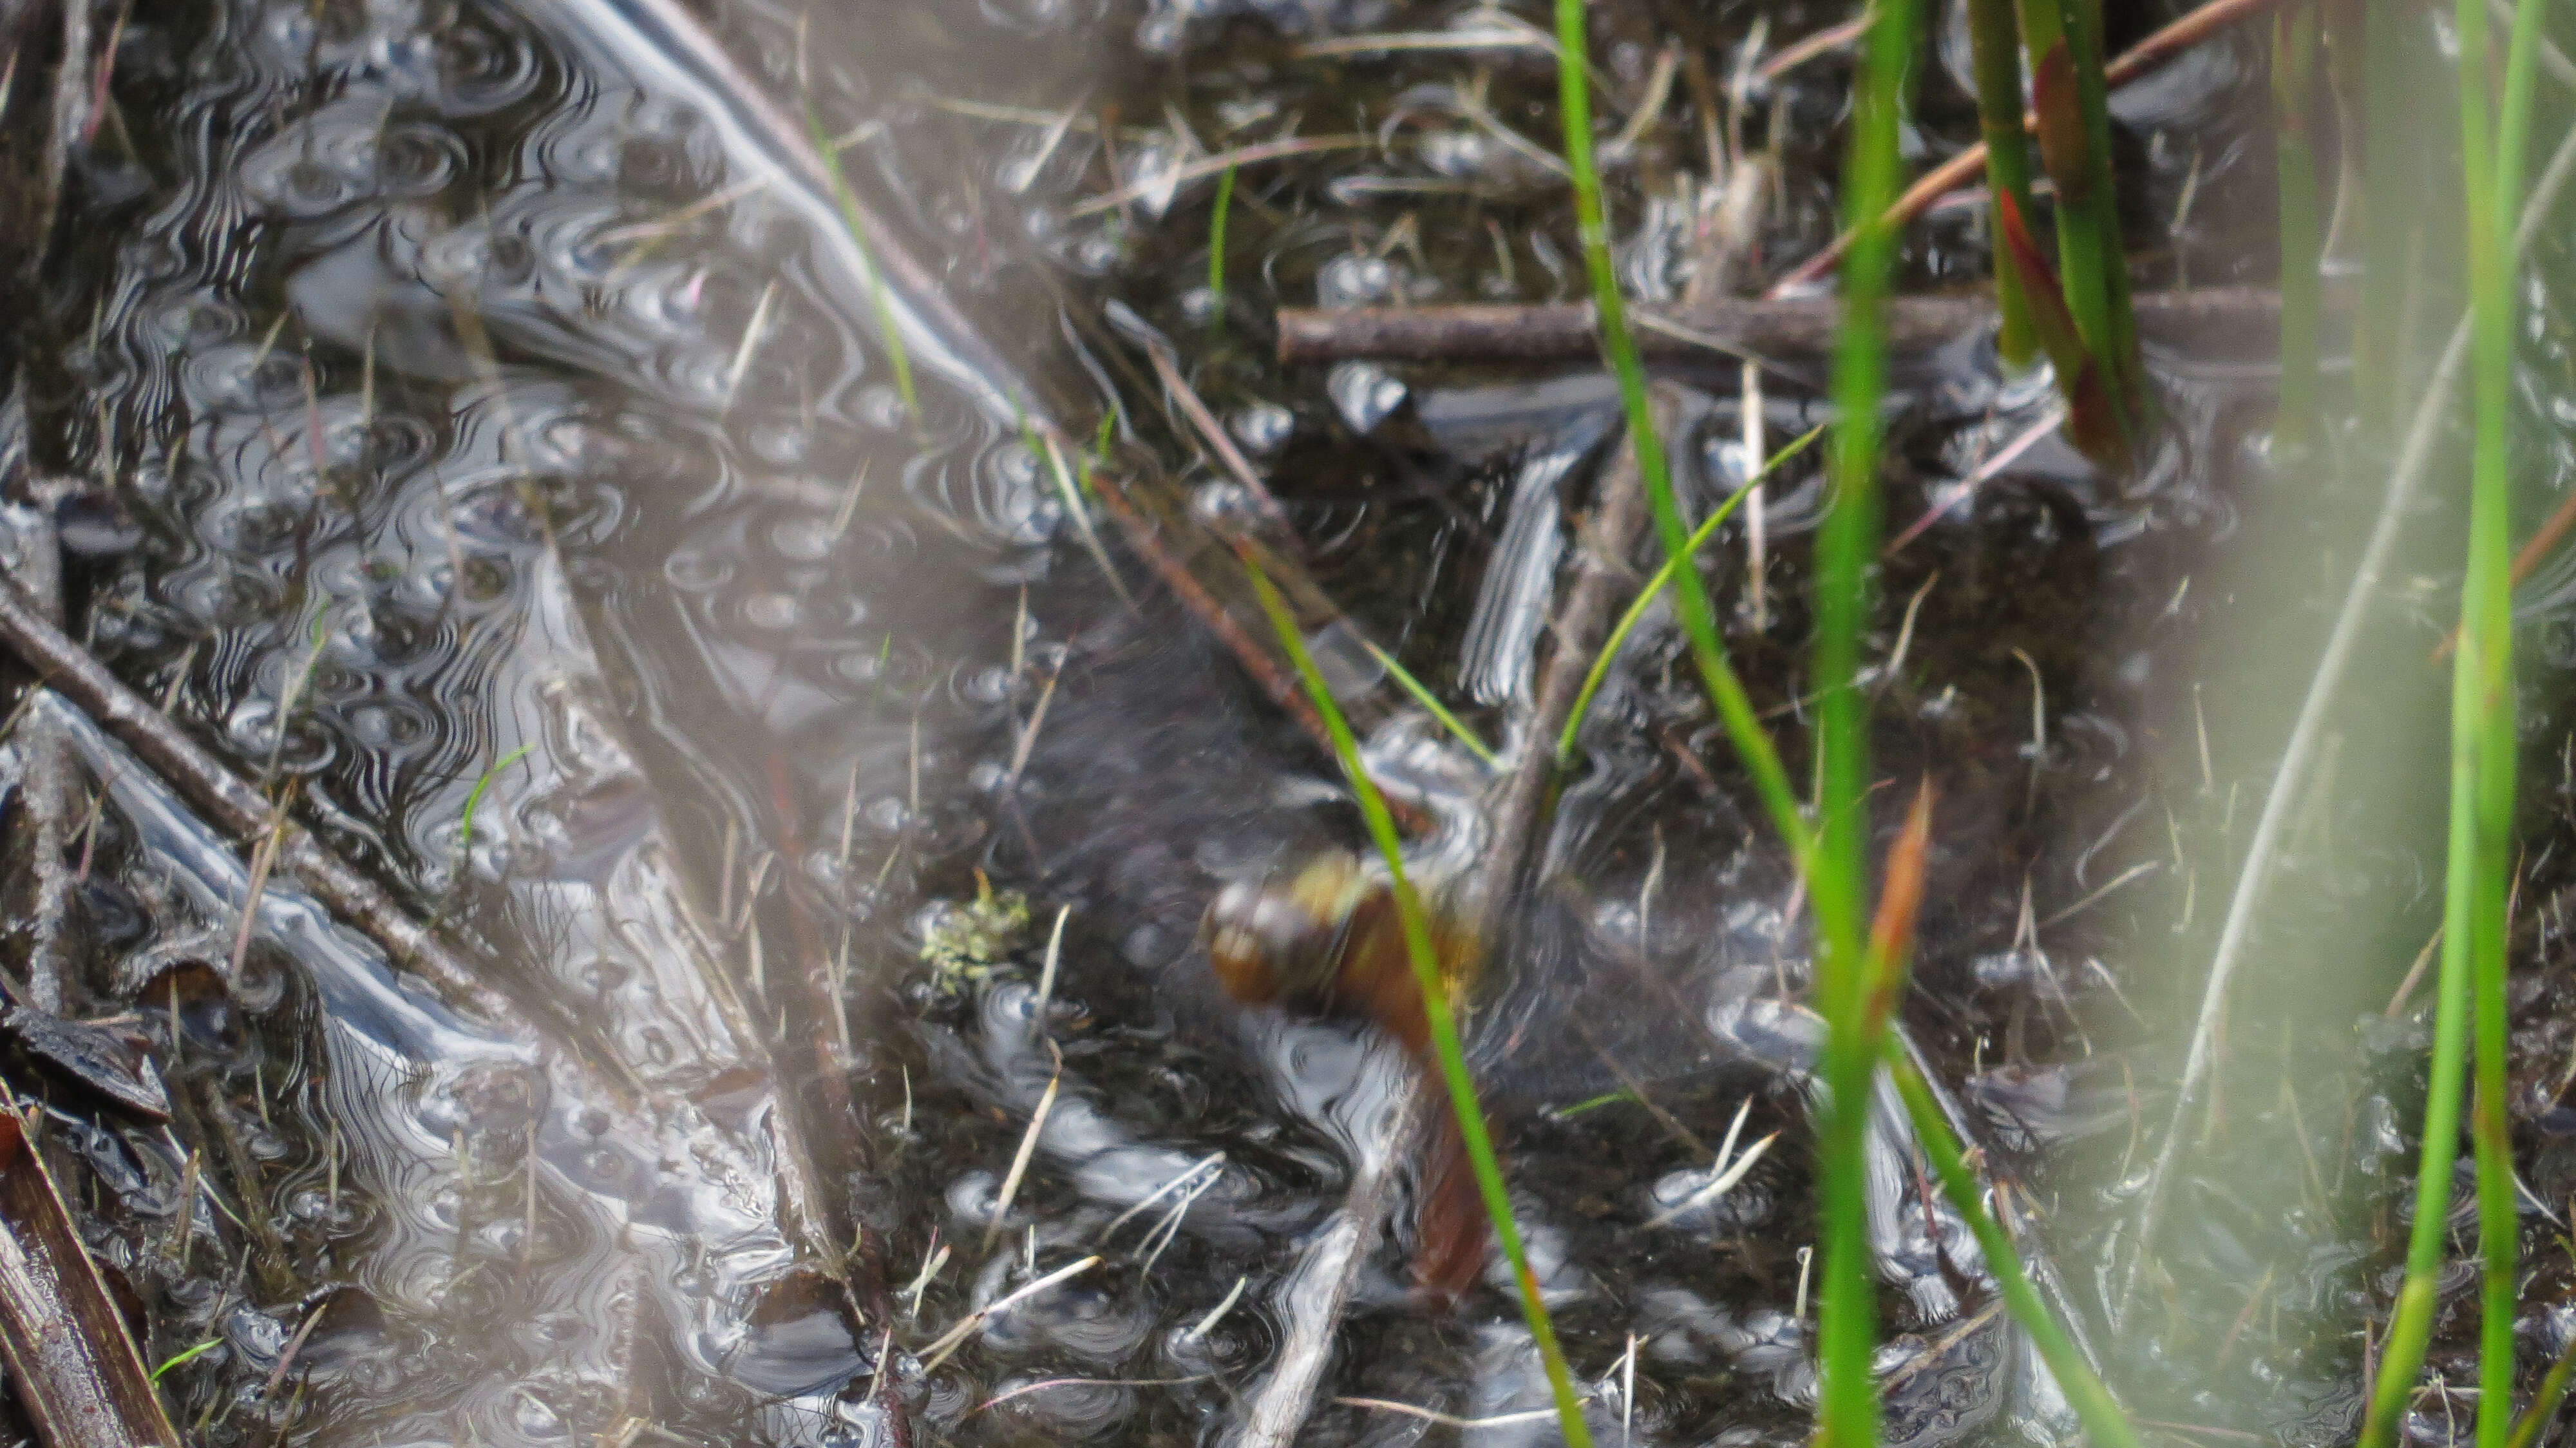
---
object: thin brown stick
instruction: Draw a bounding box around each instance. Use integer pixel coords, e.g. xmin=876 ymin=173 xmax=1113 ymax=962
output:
xmin=1465 ymin=388 xmax=1665 ymax=949
xmin=1141 ymin=343 xmax=1289 ymax=525
xmin=1765 ymin=0 xmax=2292 ymax=294
xmin=0 ymin=569 xmax=532 ymax=1034
xmin=1277 ymin=285 xmax=2298 ymax=365
xmin=1 ymin=476 xmax=78 ymax=1013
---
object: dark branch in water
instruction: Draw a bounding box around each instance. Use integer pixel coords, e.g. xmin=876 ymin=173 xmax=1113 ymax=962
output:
xmin=1277 ymin=286 xmax=2299 ymax=367
xmin=1465 ymin=386 xmax=1669 ymax=951
xmin=0 ymin=568 xmax=542 ymax=1043
xmin=0 ymin=1106 xmax=185 ymax=1448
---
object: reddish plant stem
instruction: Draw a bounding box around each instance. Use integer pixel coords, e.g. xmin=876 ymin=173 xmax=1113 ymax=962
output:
xmin=1766 ymin=0 xmax=2293 ymax=295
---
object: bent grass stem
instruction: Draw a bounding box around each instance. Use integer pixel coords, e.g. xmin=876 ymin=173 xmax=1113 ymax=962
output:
xmin=1242 ymin=560 xmax=1593 ymax=1448
xmin=1555 ymin=423 xmax=1826 ymax=767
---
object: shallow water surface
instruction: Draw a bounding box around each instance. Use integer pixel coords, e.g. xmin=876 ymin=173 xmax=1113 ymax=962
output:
xmin=14 ymin=0 xmax=2576 ymax=1444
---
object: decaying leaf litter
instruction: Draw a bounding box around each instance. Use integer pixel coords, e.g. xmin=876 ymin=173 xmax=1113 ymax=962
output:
xmin=0 ymin=0 xmax=2571 ymax=1445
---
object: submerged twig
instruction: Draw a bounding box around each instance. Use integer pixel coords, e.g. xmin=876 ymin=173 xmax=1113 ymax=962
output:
xmin=1274 ymin=286 xmax=2306 ymax=366
xmin=0 ymin=571 xmax=519 ymax=1026
xmin=0 ymin=1105 xmax=185 ymax=1448
xmin=0 ymin=473 xmax=78 ymax=1013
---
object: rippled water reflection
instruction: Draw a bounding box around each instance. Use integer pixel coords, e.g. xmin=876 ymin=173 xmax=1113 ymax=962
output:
xmin=17 ymin=0 xmax=2528 ymax=1442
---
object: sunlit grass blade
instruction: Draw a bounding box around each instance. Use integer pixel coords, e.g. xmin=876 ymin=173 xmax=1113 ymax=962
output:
xmin=804 ymin=101 xmax=921 ymax=427
xmin=1363 ymin=642 xmax=1498 ymax=768
xmin=2506 ymin=1331 xmax=2576 ymax=1448
xmin=1555 ymin=423 xmax=1826 ymax=767
xmin=1208 ymin=161 xmax=1237 ymax=335
xmin=2271 ymin=0 xmax=2320 ymax=452
xmin=2358 ymin=0 xmax=2539 ymax=1442
xmin=1810 ymin=0 xmax=1920 ymax=1440
xmin=1964 ymin=0 xmax=2041 ymax=368
xmin=1241 ymin=559 xmax=1594 ymax=1448
xmin=151 ymin=1338 xmax=222 ymax=1382
xmin=458 ymin=743 xmax=533 ymax=855
xmin=1885 ymin=1054 xmax=2141 ymax=1448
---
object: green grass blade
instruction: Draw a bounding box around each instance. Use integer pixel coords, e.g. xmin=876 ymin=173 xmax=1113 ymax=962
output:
xmin=2470 ymin=6 xmax=2540 ymax=1447
xmin=2506 ymin=1331 xmax=2576 ymax=1448
xmin=1363 ymin=642 xmax=1499 ymax=768
xmin=804 ymin=103 xmax=921 ymax=427
xmin=2271 ymin=1 xmax=2320 ymax=452
xmin=1551 ymin=0 xmax=1808 ymax=873
xmin=151 ymin=1338 xmax=223 ymax=1382
xmin=1555 ymin=424 xmax=1826 ymax=767
xmin=1964 ymin=0 xmax=2040 ymax=368
xmin=1208 ymin=161 xmax=1237 ymax=336
xmin=2356 ymin=0 xmax=2430 ymax=428
xmin=2016 ymin=0 xmax=2142 ymax=435
xmin=1886 ymin=1054 xmax=2140 ymax=1448
xmin=2360 ymin=0 xmax=2536 ymax=1440
xmin=1242 ymin=561 xmax=1595 ymax=1448
xmin=459 ymin=743 xmax=533 ymax=852
xmin=1811 ymin=0 xmax=1920 ymax=1442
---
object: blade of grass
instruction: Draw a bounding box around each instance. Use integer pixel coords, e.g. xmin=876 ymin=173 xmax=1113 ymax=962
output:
xmin=1964 ymin=0 xmax=2041 ymax=367
xmin=2358 ymin=0 xmax=2539 ymax=1439
xmin=804 ymin=100 xmax=920 ymax=427
xmin=1886 ymin=1054 xmax=2140 ymax=1448
xmin=1995 ymin=192 xmax=2127 ymax=468
xmin=1242 ymin=560 xmax=1593 ymax=1448
xmin=2271 ymin=0 xmax=2320 ymax=452
xmin=1362 ymin=642 xmax=1498 ymax=768
xmin=1555 ymin=423 xmax=1826 ymax=767
xmin=2060 ymin=0 xmax=2145 ymax=411
xmin=1551 ymin=0 xmax=1808 ymax=874
xmin=1810 ymin=0 xmax=1921 ymax=1440
xmin=2505 ymin=1330 xmax=2576 ymax=1448
xmin=1207 ymin=161 xmax=1236 ymax=336
xmin=149 ymin=1338 xmax=222 ymax=1382
xmin=2017 ymin=0 xmax=2139 ymax=441
xmin=458 ymin=743 xmax=533 ymax=855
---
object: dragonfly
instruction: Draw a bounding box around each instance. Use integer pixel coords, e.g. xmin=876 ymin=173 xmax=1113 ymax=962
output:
xmin=1199 ymin=843 xmax=2107 ymax=1448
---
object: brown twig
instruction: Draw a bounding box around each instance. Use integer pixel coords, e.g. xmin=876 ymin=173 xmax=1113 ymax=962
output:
xmin=1465 ymin=388 xmax=1667 ymax=950
xmin=0 ymin=1103 xmax=184 ymax=1448
xmin=0 ymin=470 xmax=79 ymax=1013
xmin=1277 ymin=285 xmax=2298 ymax=366
xmin=1765 ymin=0 xmax=2293 ymax=294
xmin=0 ymin=570 xmax=533 ymax=1031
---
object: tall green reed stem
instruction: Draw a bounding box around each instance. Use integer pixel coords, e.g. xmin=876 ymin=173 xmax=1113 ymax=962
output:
xmin=2355 ymin=0 xmax=2427 ymax=428
xmin=2358 ymin=0 xmax=2541 ymax=1442
xmin=1242 ymin=562 xmax=1594 ymax=1448
xmin=1552 ymin=5 xmax=2132 ymax=1444
xmin=1812 ymin=0 xmax=1919 ymax=1438
xmin=1964 ymin=0 xmax=2040 ymax=369
xmin=2271 ymin=1 xmax=2320 ymax=452
xmin=1552 ymin=0 xmax=1808 ymax=865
